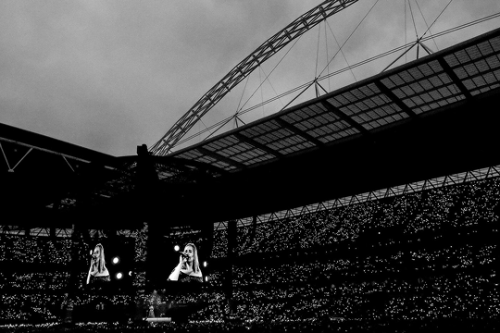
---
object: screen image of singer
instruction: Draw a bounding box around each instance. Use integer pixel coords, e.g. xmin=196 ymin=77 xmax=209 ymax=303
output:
xmin=75 ymin=235 xmax=137 ymax=323
xmin=86 ymin=237 xmax=136 ymax=292
xmin=136 ymin=234 xmax=209 ymax=322
xmin=0 ymin=229 xmax=139 ymax=324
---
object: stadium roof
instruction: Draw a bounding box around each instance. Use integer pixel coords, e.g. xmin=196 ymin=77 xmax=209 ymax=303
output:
xmin=2 ymin=27 xmax=500 ymax=229
xmin=169 ymin=27 xmax=500 ymax=173
xmin=0 ymin=122 xmax=121 ymax=225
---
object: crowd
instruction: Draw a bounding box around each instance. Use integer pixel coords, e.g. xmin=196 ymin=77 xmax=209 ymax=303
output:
xmin=0 ymin=293 xmax=133 ymax=323
xmin=204 ymin=177 xmax=500 ymax=323
xmin=0 ymin=231 xmax=137 ymax=323
xmin=0 ymin=319 xmax=499 ymax=333
xmin=230 ymin=241 xmax=496 ymax=285
xmin=212 ymin=178 xmax=500 ymax=258
xmin=227 ymin=270 xmax=500 ymax=322
xmin=0 ymin=176 xmax=499 ymax=330
xmin=0 ymin=236 xmax=72 ymax=264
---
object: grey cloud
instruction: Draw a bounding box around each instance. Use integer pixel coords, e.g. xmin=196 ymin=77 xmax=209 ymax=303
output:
xmin=0 ymin=0 xmax=498 ymax=155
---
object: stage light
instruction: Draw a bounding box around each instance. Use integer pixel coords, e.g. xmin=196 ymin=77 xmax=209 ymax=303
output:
xmin=112 ymin=257 xmax=120 ymax=264
xmin=116 ymin=272 xmax=123 ymax=280
xmin=203 ymin=261 xmax=208 ymax=268
xmin=174 ymin=245 xmax=180 ymax=252
xmin=128 ymin=271 xmax=133 ymax=277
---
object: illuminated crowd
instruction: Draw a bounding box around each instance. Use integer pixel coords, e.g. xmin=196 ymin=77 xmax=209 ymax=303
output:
xmin=205 ymin=177 xmax=500 ymax=322
xmin=1 ymin=319 xmax=498 ymax=333
xmin=0 ymin=233 xmax=135 ymax=323
xmin=0 ymin=176 xmax=499 ymax=331
xmin=212 ymin=178 xmax=500 ymax=258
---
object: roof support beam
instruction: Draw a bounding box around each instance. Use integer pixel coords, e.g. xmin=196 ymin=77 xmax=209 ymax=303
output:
xmin=196 ymin=147 xmax=247 ymax=170
xmin=275 ymin=118 xmax=325 ymax=147
xmin=320 ymin=101 xmax=370 ymax=135
xmin=375 ymin=80 xmax=417 ymax=118
xmin=233 ymin=133 xmax=283 ymax=159
xmin=437 ymin=58 xmax=473 ymax=100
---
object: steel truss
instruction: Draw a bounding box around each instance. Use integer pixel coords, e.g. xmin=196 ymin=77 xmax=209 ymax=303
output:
xmin=0 ymin=134 xmax=124 ymax=211
xmin=0 ymin=225 xmax=137 ymax=238
xmin=150 ymin=0 xmax=361 ymax=156
xmin=0 ymin=138 xmax=111 ymax=175
xmin=0 ymin=226 xmax=73 ymax=237
xmin=214 ymin=164 xmax=500 ymax=230
xmin=85 ymin=229 xmax=137 ymax=239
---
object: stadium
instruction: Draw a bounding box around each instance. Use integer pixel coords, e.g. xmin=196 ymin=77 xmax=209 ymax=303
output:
xmin=1 ymin=1 xmax=500 ymax=332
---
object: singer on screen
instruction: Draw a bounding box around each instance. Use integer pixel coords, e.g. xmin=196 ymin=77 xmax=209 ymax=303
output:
xmin=168 ymin=243 xmax=203 ymax=283
xmin=87 ymin=243 xmax=110 ymax=285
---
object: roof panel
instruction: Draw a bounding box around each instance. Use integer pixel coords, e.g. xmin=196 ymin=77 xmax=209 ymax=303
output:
xmin=476 ymin=59 xmax=489 ymax=72
xmin=471 ymin=83 xmax=500 ymax=96
xmin=464 ymin=63 xmax=480 ymax=76
xmin=244 ymin=154 xmax=275 ymax=165
xmin=312 ymin=111 xmax=337 ymax=123
xmin=196 ymin=154 xmax=221 ymax=165
xmin=214 ymin=147 xmax=238 ymax=158
xmin=235 ymin=149 xmax=265 ymax=161
xmin=219 ymin=145 xmax=252 ymax=159
xmin=212 ymin=161 xmax=234 ymax=170
xmin=473 ymin=76 xmax=487 ymax=88
xmin=282 ymin=112 xmax=301 ymax=123
xmin=382 ymin=75 xmax=399 ymax=89
xmin=486 ymin=55 xmax=500 ymax=69
xmin=408 ymin=66 xmax=425 ymax=80
xmin=295 ymin=120 xmax=314 ymax=131
xmin=280 ymin=142 xmax=316 ymax=155
xmin=307 ymin=117 xmax=322 ymax=127
xmin=425 ymin=60 xmax=442 ymax=74
xmin=350 ymin=87 xmax=368 ymax=99
xmin=331 ymin=120 xmax=351 ymax=131
xmin=466 ymin=45 xmax=482 ymax=61
xmin=318 ymin=127 xmax=361 ymax=143
xmin=362 ymin=83 xmax=380 ymax=96
xmin=309 ymin=128 xmax=326 ymax=137
xmin=339 ymin=105 xmax=356 ymax=116
xmin=241 ymin=121 xmax=280 ymax=138
xmin=177 ymin=150 xmax=202 ymax=160
xmin=366 ymin=110 xmax=380 ymax=119
xmin=283 ymin=104 xmax=331 ymax=125
xmin=455 ymin=49 xmax=471 ymax=64
xmin=309 ymin=103 xmax=327 ymax=114
xmin=265 ymin=134 xmax=316 ymax=155
xmin=330 ymin=95 xmax=348 ymax=107
xmin=482 ymin=72 xmax=497 ymax=85
xmin=478 ymin=40 xmax=495 ymax=56
xmin=293 ymin=109 xmax=311 ymax=120
xmin=363 ymin=112 xmax=407 ymax=130
xmin=490 ymin=36 xmax=500 ymax=51
xmin=444 ymin=53 xmax=460 ymax=67
xmin=418 ymin=63 xmax=433 ymax=76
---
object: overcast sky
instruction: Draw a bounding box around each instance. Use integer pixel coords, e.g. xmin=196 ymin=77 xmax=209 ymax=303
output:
xmin=0 ymin=0 xmax=499 ymax=156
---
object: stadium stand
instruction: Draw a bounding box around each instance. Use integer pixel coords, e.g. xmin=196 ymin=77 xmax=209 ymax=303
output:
xmin=2 ymin=174 xmax=498 ymax=329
